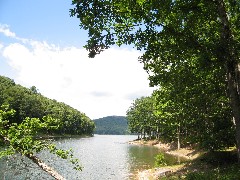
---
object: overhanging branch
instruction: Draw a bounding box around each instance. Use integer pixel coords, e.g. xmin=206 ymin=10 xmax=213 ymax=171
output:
xmin=0 ymin=135 xmax=65 ymax=180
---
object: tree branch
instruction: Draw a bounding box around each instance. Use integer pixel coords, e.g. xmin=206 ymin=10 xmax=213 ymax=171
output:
xmin=25 ymin=153 xmax=65 ymax=180
xmin=0 ymin=135 xmax=65 ymax=180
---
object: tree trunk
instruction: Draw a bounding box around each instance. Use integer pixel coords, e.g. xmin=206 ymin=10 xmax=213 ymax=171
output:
xmin=228 ymin=68 xmax=240 ymax=162
xmin=143 ymin=130 xmax=146 ymax=139
xmin=0 ymin=135 xmax=65 ymax=179
xmin=217 ymin=0 xmax=240 ymax=162
xmin=26 ymin=154 xmax=65 ymax=180
xmin=177 ymin=124 xmax=181 ymax=150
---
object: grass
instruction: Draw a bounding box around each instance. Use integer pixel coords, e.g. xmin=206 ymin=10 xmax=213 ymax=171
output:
xmin=161 ymin=149 xmax=240 ymax=179
xmin=184 ymin=164 xmax=240 ymax=180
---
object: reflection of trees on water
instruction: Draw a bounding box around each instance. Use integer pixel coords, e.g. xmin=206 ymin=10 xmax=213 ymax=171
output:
xmin=127 ymin=144 xmax=161 ymax=171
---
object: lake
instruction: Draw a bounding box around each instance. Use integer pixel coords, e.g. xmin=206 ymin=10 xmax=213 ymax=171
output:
xmin=0 ymin=135 xmax=185 ymax=179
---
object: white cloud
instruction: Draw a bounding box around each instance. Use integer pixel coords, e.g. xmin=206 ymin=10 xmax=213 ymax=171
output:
xmin=0 ymin=43 xmax=3 ymax=50
xmin=0 ymin=24 xmax=29 ymax=44
xmin=2 ymin=34 xmax=154 ymax=119
xmin=0 ymin=24 xmax=16 ymax=38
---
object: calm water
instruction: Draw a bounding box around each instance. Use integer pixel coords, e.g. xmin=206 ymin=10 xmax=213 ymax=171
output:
xmin=0 ymin=135 xmax=185 ymax=179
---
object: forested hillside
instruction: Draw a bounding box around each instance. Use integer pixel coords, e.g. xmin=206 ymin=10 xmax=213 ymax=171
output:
xmin=0 ymin=75 xmax=95 ymax=135
xmin=94 ymin=116 xmax=128 ymax=135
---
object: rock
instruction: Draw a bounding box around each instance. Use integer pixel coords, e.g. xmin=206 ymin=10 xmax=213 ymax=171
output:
xmin=138 ymin=168 xmax=172 ymax=180
xmin=153 ymin=168 xmax=172 ymax=178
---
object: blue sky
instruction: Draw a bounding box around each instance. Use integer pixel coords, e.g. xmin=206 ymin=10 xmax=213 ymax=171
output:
xmin=0 ymin=0 xmax=88 ymax=46
xmin=0 ymin=0 xmax=154 ymax=119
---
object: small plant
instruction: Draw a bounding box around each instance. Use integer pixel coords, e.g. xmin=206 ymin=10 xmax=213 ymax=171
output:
xmin=155 ymin=153 xmax=167 ymax=167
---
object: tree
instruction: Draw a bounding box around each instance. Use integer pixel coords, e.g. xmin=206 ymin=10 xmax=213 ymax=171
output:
xmin=127 ymin=96 xmax=158 ymax=139
xmin=70 ymin=0 xmax=240 ymax=160
xmin=30 ymin=86 xmax=39 ymax=94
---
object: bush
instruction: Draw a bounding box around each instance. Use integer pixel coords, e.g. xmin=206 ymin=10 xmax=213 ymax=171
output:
xmin=154 ymin=153 xmax=167 ymax=167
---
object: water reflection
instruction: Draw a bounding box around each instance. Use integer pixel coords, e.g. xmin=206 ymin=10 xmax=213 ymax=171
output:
xmin=127 ymin=144 xmax=161 ymax=171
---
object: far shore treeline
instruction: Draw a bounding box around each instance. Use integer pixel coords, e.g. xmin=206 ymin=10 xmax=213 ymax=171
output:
xmin=0 ymin=75 xmax=95 ymax=136
xmin=94 ymin=116 xmax=129 ymax=135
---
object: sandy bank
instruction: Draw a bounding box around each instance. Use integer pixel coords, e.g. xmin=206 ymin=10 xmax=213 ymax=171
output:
xmin=129 ymin=139 xmax=204 ymax=179
xmin=129 ymin=139 xmax=202 ymax=160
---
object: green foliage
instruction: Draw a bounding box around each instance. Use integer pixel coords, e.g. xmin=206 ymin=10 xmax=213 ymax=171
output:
xmin=71 ymin=0 xmax=240 ymax=155
xmin=0 ymin=105 xmax=82 ymax=171
xmin=70 ymin=0 xmax=240 ymax=61
xmin=154 ymin=153 xmax=167 ymax=167
xmin=127 ymin=96 xmax=158 ymax=139
xmin=0 ymin=75 xmax=95 ymax=136
xmin=126 ymin=89 xmax=235 ymax=150
xmin=94 ymin=116 xmax=128 ymax=135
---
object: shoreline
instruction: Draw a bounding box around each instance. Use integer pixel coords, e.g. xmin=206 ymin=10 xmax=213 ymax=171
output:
xmin=129 ymin=139 xmax=203 ymax=160
xmin=35 ymin=134 xmax=93 ymax=140
xmin=129 ymin=139 xmax=204 ymax=179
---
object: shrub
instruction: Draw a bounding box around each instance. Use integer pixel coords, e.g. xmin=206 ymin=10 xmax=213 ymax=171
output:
xmin=154 ymin=153 xmax=167 ymax=167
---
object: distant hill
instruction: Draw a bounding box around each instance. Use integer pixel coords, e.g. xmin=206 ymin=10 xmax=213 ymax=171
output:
xmin=93 ymin=116 xmax=129 ymax=135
